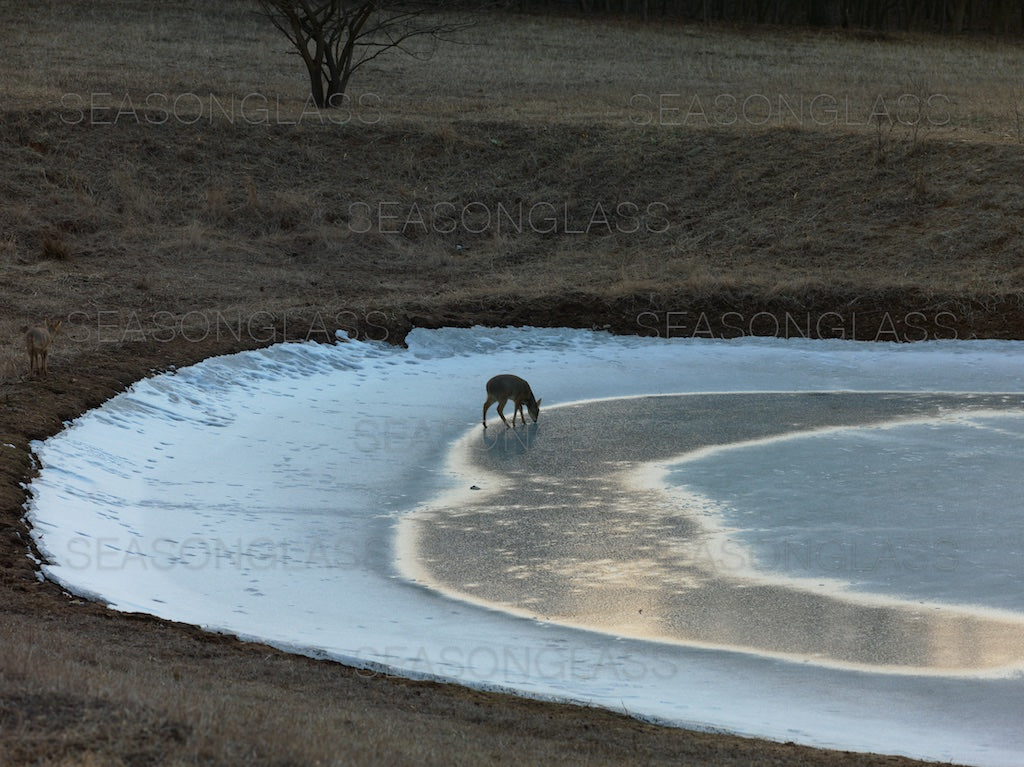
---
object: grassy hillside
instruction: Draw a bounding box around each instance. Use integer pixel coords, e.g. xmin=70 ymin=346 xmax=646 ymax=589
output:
xmin=4 ymin=2 xmax=1024 ymax=378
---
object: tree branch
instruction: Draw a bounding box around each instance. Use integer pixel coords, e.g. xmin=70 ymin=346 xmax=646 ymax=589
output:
xmin=258 ymin=0 xmax=476 ymax=108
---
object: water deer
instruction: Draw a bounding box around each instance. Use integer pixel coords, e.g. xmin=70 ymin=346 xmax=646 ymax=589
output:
xmin=26 ymin=318 xmax=61 ymax=376
xmin=482 ymin=374 xmax=541 ymax=429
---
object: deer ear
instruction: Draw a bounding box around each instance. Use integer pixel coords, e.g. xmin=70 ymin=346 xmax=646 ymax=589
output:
xmin=536 ymin=398 xmax=542 ymax=406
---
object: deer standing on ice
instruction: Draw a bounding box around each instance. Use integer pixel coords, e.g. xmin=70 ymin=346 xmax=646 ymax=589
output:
xmin=482 ymin=374 xmax=541 ymax=428
xmin=26 ymin=319 xmax=61 ymax=376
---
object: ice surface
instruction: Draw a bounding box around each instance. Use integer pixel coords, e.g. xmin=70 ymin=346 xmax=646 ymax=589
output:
xmin=401 ymin=392 xmax=1024 ymax=676
xmin=24 ymin=328 xmax=1024 ymax=766
xmin=669 ymin=412 xmax=1024 ymax=611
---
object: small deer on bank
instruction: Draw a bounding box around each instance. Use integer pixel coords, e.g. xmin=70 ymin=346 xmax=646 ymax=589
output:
xmin=26 ymin=319 xmax=62 ymax=376
xmin=482 ymin=374 xmax=541 ymax=429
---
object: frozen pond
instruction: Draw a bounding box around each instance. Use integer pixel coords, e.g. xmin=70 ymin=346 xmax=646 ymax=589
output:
xmin=25 ymin=328 xmax=1024 ymax=766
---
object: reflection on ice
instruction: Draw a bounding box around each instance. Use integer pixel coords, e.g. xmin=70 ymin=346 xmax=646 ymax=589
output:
xmin=399 ymin=393 xmax=1024 ymax=674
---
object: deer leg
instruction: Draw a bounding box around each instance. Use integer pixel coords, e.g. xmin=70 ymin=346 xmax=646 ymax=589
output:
xmin=483 ymin=395 xmax=496 ymax=428
xmin=496 ymin=398 xmax=511 ymax=428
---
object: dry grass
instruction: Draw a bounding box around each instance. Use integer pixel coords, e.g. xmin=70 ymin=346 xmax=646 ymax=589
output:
xmin=0 ymin=606 xmax=951 ymax=767
xmin=6 ymin=1 xmax=1024 ymax=137
xmin=4 ymin=106 xmax=1024 ymax=357
xmin=1 ymin=1 xmax=1023 ymax=764
xmin=3 ymin=5 xmax=1024 ymax=336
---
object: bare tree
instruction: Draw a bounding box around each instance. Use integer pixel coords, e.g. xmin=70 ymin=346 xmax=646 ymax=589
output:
xmin=258 ymin=0 xmax=469 ymax=108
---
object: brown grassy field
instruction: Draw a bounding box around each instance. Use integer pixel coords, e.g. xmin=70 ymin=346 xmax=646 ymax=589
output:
xmin=2 ymin=0 xmax=1022 ymax=763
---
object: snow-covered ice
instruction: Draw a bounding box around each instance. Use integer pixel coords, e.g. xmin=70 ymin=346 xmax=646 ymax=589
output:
xmin=24 ymin=328 xmax=1024 ymax=766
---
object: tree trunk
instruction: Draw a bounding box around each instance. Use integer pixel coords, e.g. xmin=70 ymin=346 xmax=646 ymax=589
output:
xmin=951 ymin=0 xmax=968 ymax=30
xmin=808 ymin=0 xmax=841 ymax=24
xmin=989 ymin=0 xmax=1009 ymax=31
xmin=308 ymin=69 xmax=326 ymax=108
